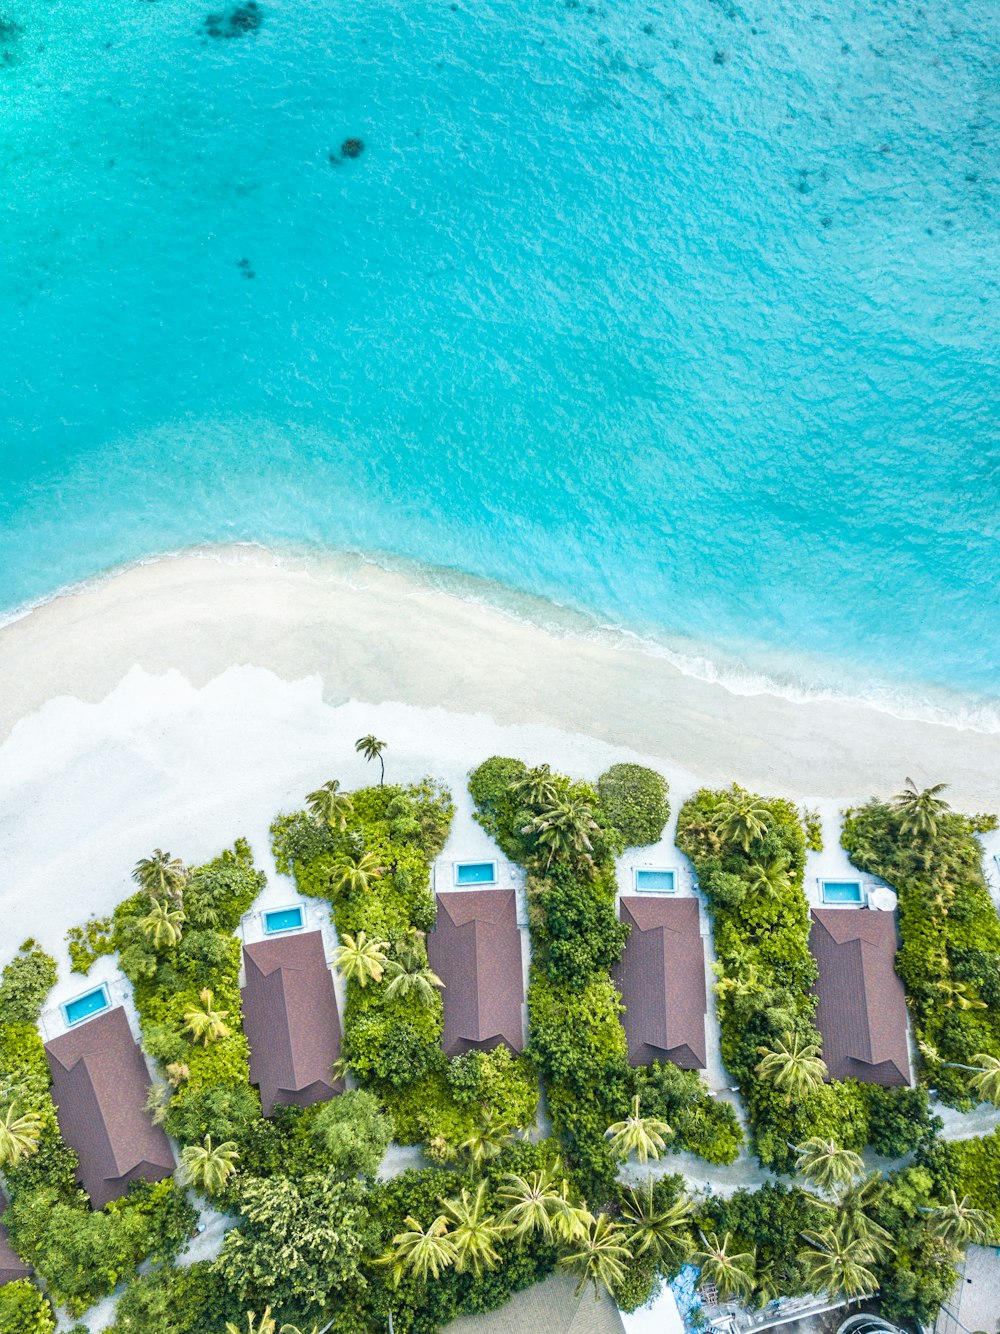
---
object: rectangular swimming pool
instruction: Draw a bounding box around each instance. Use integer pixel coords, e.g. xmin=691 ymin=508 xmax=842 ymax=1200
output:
xmin=821 ymin=880 xmax=865 ymax=904
xmin=634 ymin=868 xmax=676 ymax=893
xmin=62 ymin=984 xmax=111 ymax=1027
xmin=454 ymin=861 xmax=496 ymax=886
xmin=263 ymin=905 xmax=305 ymax=934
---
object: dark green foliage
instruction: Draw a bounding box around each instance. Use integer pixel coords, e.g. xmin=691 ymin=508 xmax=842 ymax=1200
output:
xmin=677 ymin=785 xmax=870 ymax=1170
xmin=528 ymin=862 xmax=628 ymax=988
xmin=632 ymin=1062 xmax=742 ymax=1165
xmin=597 ymin=763 xmax=670 ymax=847
xmin=0 ymin=941 xmax=56 ymax=1023
xmin=164 ymin=1082 xmax=260 ymax=1146
xmin=0 ymin=1280 xmax=55 ymax=1334
xmin=309 ymin=1089 xmax=393 ymax=1179
xmin=843 ymin=798 xmax=1000 ymax=1104
xmin=868 ymin=1165 xmax=961 ymax=1326
xmin=863 ymin=1083 xmax=940 ymax=1158
xmin=704 ymin=1182 xmax=819 ymax=1302
xmin=468 ymin=756 xmax=530 ymax=860
xmin=111 ymin=1261 xmax=233 ymax=1334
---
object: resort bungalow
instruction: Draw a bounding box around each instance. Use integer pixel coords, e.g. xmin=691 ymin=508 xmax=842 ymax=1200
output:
xmin=0 ymin=1191 xmax=30 ymax=1287
xmin=426 ymin=890 xmax=525 ymax=1057
xmin=241 ymin=929 xmax=344 ymax=1117
xmin=612 ymin=896 xmax=707 ymax=1070
xmin=810 ymin=908 xmax=912 ymax=1086
xmin=44 ymin=1006 xmax=175 ymax=1210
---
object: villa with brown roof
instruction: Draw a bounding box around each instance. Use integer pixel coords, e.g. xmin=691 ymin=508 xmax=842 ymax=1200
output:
xmin=44 ymin=1006 xmax=175 ymax=1210
xmin=242 ymin=929 xmax=343 ymax=1117
xmin=426 ymin=891 xmax=525 ymax=1057
xmin=810 ymin=908 xmax=912 ymax=1086
xmin=0 ymin=1191 xmax=30 ymax=1287
xmin=612 ymin=896 xmax=707 ymax=1069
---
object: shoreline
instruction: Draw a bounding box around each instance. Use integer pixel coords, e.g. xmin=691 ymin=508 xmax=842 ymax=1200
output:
xmin=0 ymin=545 xmax=998 ymax=808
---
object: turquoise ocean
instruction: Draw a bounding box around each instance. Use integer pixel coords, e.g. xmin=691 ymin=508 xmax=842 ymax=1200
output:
xmin=1 ymin=0 xmax=997 ymax=719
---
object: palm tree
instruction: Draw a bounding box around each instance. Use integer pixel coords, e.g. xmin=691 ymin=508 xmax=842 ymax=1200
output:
xmin=755 ymin=1031 xmax=828 ymax=1101
xmin=970 ymin=1053 xmax=1000 ymax=1105
xmin=139 ymin=900 xmax=186 ymax=950
xmin=330 ymin=931 xmax=388 ymax=987
xmin=813 ymin=1174 xmax=894 ymax=1262
xmin=328 ymin=848 xmax=384 ymax=898
xmin=439 ymin=1182 xmax=507 ymax=1275
xmin=745 ymin=855 xmax=792 ymax=901
xmin=225 ymin=1311 xmax=276 ymax=1334
xmin=181 ymin=1134 xmax=239 ymax=1193
xmin=923 ymin=1189 xmax=994 ymax=1248
xmin=893 ymin=778 xmax=950 ymax=842
xmin=620 ymin=1178 xmax=693 ymax=1265
xmin=386 ymin=1214 xmax=455 ymax=1285
xmin=552 ymin=1177 xmax=592 ymax=1244
xmin=794 ymin=1138 xmax=865 ymax=1196
xmin=144 ymin=1083 xmax=170 ymax=1127
xmin=718 ymin=792 xmax=770 ymax=853
xmin=0 ymin=1102 xmax=43 ymax=1168
xmin=132 ymin=848 xmax=188 ymax=903
xmin=693 ymin=1230 xmax=756 ymax=1301
xmin=498 ymin=1166 xmax=565 ymax=1243
xmin=511 ymin=764 xmax=565 ymax=808
xmin=938 ymin=977 xmax=986 ymax=1011
xmin=383 ymin=960 xmax=444 ymax=1007
xmin=183 ymin=988 xmax=231 ymax=1046
xmin=355 ymin=735 xmax=387 ymax=785
xmin=605 ymin=1095 xmax=671 ymax=1165
xmin=306 ymin=779 xmax=354 ymax=831
xmin=798 ymin=1221 xmax=877 ymax=1300
xmin=558 ymin=1212 xmax=632 ymax=1301
xmin=458 ymin=1109 xmax=511 ymax=1171
xmin=522 ymin=798 xmax=601 ymax=868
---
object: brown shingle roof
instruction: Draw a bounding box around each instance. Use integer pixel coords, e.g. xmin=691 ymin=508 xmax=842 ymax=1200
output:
xmin=44 ymin=1006 xmax=175 ymax=1211
xmin=810 ymin=908 xmax=912 ymax=1086
xmin=612 ymin=896 xmax=707 ymax=1070
xmin=242 ymin=929 xmax=343 ymax=1117
xmin=426 ymin=891 xmax=525 ymax=1057
xmin=0 ymin=1190 xmax=31 ymax=1287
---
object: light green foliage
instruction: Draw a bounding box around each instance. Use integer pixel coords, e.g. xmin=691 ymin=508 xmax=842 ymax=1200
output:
xmin=0 ymin=942 xmax=56 ymax=1024
xmin=597 ymin=764 xmax=670 ymax=848
xmin=65 ymin=916 xmax=115 ymax=975
xmin=633 ymin=1062 xmax=742 ymax=1165
xmin=0 ymin=1280 xmax=55 ymax=1334
xmin=802 ymin=808 xmax=823 ymax=852
xmin=309 ymin=1089 xmax=393 ymax=1179
xmin=217 ymin=1171 xmax=377 ymax=1313
xmin=964 ymin=811 xmax=999 ymax=834
xmin=843 ymin=798 xmax=1000 ymax=1104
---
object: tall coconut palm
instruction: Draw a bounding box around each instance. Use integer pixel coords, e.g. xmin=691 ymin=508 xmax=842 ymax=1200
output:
xmin=458 ymin=1109 xmax=511 ymax=1172
xmin=306 ymin=779 xmax=354 ymax=831
xmin=558 ymin=1212 xmax=632 ymax=1301
xmin=813 ymin=1174 xmax=894 ymax=1262
xmin=439 ymin=1182 xmax=507 ymax=1276
xmin=139 ymin=900 xmax=186 ymax=950
xmin=522 ymin=799 xmax=600 ymax=868
xmin=938 ymin=978 xmax=986 ymax=1011
xmin=498 ymin=1166 xmax=565 ymax=1243
xmin=0 ymin=1102 xmax=43 ymax=1168
xmin=755 ymin=1031 xmax=828 ymax=1102
xmin=692 ymin=1230 xmax=756 ymax=1301
xmin=355 ymin=735 xmax=387 ymax=786
xmin=794 ymin=1138 xmax=865 ymax=1196
xmin=181 ymin=1134 xmax=239 ymax=1194
xmin=970 ymin=1054 xmax=1000 ymax=1105
xmin=798 ymin=1222 xmax=877 ymax=1300
xmin=183 ymin=988 xmax=231 ymax=1047
xmin=330 ymin=931 xmax=388 ymax=988
xmin=386 ymin=1214 xmax=455 ymax=1285
xmin=605 ymin=1095 xmax=671 ymax=1165
xmin=620 ymin=1177 xmax=693 ymax=1265
xmin=923 ymin=1189 xmax=993 ymax=1248
xmin=328 ymin=849 xmax=384 ymax=898
xmin=718 ymin=792 xmax=770 ymax=853
xmin=893 ymin=778 xmax=950 ymax=842
xmin=383 ymin=960 xmax=445 ymax=1008
xmin=132 ymin=848 xmax=188 ymax=903
xmin=552 ymin=1178 xmax=592 ymax=1244
xmin=225 ymin=1310 xmax=276 ymax=1334
xmin=511 ymin=764 xmax=565 ymax=809
xmin=745 ymin=855 xmax=792 ymax=902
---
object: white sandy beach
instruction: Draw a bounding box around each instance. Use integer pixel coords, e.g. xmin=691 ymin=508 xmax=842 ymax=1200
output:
xmin=1 ymin=544 xmax=998 ymax=975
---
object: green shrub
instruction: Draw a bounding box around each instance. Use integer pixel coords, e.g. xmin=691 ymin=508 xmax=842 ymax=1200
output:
xmin=468 ymin=756 xmax=530 ymax=860
xmin=802 ymin=807 xmax=823 ymax=852
xmin=309 ymin=1090 xmax=393 ymax=1179
xmin=0 ymin=942 xmax=56 ymax=1024
xmin=0 ymin=1281 xmax=55 ymax=1334
xmin=65 ymin=916 xmax=115 ymax=975
xmin=597 ymin=763 xmax=670 ymax=847
xmin=633 ymin=1062 xmax=742 ymax=1165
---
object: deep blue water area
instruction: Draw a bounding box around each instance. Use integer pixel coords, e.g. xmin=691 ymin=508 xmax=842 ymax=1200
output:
xmin=1 ymin=0 xmax=997 ymax=711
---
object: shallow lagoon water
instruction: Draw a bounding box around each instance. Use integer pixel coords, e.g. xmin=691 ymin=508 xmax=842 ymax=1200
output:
xmin=1 ymin=0 xmax=997 ymax=713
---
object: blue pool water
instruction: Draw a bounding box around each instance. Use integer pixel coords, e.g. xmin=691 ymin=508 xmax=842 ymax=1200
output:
xmin=821 ymin=880 xmax=865 ymax=903
xmin=635 ymin=869 xmax=676 ymax=893
xmin=455 ymin=862 xmax=497 ymax=886
xmin=1 ymin=0 xmax=997 ymax=715
xmin=63 ymin=985 xmax=111 ymax=1025
xmin=263 ymin=905 xmax=305 ymax=933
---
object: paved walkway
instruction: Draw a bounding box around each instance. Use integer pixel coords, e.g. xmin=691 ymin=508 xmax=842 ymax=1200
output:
xmin=934 ymin=1243 xmax=1000 ymax=1334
